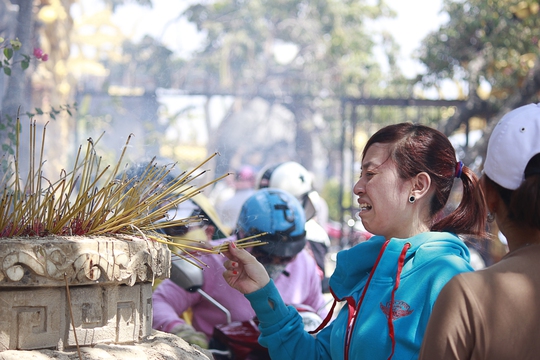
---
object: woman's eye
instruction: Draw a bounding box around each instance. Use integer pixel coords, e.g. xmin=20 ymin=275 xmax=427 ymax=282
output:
xmin=359 ymin=171 xmax=374 ymax=179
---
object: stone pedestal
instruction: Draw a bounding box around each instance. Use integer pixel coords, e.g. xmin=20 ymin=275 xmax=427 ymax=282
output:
xmin=0 ymin=235 xmax=170 ymax=352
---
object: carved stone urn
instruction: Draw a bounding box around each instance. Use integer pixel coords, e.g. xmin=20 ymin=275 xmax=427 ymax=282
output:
xmin=0 ymin=234 xmax=170 ymax=351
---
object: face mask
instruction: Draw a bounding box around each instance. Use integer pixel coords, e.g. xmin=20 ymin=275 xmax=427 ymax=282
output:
xmin=262 ymin=263 xmax=288 ymax=280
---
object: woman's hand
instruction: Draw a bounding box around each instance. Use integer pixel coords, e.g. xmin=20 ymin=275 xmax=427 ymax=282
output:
xmin=222 ymin=242 xmax=270 ymax=294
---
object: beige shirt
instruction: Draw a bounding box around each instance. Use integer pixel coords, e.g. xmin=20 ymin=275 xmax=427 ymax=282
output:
xmin=419 ymin=244 xmax=540 ymax=360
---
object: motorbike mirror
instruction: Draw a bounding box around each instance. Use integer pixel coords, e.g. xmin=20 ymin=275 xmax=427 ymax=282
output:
xmin=170 ymin=255 xmax=204 ymax=292
xmin=170 ymin=254 xmax=232 ymax=324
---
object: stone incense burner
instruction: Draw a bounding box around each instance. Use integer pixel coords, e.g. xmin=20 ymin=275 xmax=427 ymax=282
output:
xmin=0 ymin=234 xmax=170 ymax=351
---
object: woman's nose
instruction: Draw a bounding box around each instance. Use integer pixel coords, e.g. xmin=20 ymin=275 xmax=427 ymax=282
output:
xmin=353 ymin=178 xmax=364 ymax=196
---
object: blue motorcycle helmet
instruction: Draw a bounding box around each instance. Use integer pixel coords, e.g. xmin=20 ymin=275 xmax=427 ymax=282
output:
xmin=236 ymin=188 xmax=307 ymax=258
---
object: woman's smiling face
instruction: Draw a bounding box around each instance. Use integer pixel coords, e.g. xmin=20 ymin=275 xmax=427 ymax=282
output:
xmin=353 ymin=142 xmax=413 ymax=240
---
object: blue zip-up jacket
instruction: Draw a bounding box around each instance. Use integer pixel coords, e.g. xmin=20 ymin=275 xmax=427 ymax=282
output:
xmin=245 ymin=232 xmax=473 ymax=360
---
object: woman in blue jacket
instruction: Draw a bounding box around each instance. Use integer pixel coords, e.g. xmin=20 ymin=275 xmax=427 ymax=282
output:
xmin=222 ymin=123 xmax=488 ymax=360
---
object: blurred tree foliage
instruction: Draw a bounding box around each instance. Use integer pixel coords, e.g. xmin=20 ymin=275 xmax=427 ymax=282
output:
xmin=416 ymin=0 xmax=540 ymax=163
xmin=184 ymin=0 xmax=403 ymax=98
xmin=105 ymin=35 xmax=185 ymax=90
xmin=322 ymin=177 xmax=351 ymax=223
xmin=180 ymin=0 xmax=409 ymax=172
xmin=420 ymin=0 xmax=539 ymax=90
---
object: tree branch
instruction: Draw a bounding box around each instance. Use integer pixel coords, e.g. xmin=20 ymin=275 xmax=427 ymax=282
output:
xmin=463 ymin=57 xmax=540 ymax=166
xmin=438 ymin=50 xmax=488 ymax=136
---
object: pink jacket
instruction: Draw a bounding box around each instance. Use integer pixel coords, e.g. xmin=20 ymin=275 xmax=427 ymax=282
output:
xmin=152 ymin=248 xmax=327 ymax=338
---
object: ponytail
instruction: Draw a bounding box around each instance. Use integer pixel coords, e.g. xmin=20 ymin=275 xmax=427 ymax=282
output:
xmin=432 ymin=165 xmax=488 ymax=237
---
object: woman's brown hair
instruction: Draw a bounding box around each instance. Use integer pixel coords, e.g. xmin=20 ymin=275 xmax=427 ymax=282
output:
xmin=362 ymin=123 xmax=487 ymax=237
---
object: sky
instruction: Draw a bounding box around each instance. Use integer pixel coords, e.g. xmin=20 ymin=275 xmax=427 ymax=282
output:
xmin=109 ymin=0 xmax=203 ymax=58
xmin=375 ymin=0 xmax=448 ymax=78
xmin=92 ymin=0 xmax=448 ymax=80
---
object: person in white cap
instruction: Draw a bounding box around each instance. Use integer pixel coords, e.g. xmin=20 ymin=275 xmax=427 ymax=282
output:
xmin=420 ymin=103 xmax=540 ymax=360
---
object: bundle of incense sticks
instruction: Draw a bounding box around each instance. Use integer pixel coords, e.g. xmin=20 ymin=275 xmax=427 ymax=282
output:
xmin=171 ymin=251 xmax=208 ymax=269
xmin=169 ymin=232 xmax=269 ymax=269
xmin=210 ymin=232 xmax=269 ymax=254
xmin=151 ymin=232 xmax=268 ymax=253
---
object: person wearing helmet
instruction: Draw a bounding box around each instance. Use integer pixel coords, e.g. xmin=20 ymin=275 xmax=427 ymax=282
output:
xmin=120 ymin=160 xmax=230 ymax=244
xmin=152 ymin=188 xmax=327 ymax=349
xmin=257 ymin=161 xmax=331 ymax=291
xmin=159 ymin=192 xmax=231 ymax=244
xmin=236 ymin=187 xmax=308 ymax=279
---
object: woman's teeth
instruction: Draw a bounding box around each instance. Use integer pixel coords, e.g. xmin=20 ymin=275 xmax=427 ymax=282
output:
xmin=358 ymin=203 xmax=372 ymax=212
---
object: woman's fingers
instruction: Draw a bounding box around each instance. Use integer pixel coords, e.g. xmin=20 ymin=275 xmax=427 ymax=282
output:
xmin=223 ymin=241 xmax=253 ymax=260
xmin=223 ymin=259 xmax=238 ymax=271
xmin=222 ymin=241 xmax=270 ymax=294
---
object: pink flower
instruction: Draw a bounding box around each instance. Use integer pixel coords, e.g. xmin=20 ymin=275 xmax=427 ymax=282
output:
xmin=33 ymin=48 xmax=44 ymax=58
xmin=32 ymin=48 xmax=49 ymax=61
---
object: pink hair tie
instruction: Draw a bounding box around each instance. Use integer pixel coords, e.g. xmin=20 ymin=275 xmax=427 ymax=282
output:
xmin=455 ymin=161 xmax=464 ymax=179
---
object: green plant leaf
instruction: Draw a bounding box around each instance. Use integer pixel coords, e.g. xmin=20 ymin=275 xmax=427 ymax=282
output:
xmin=3 ymin=67 xmax=11 ymax=76
xmin=50 ymin=113 xmax=56 ymax=120
xmin=0 ymin=37 xmax=4 ymax=43
xmin=0 ymin=144 xmax=14 ymax=155
xmin=35 ymin=108 xmax=44 ymax=115
xmin=3 ymin=48 xmax=13 ymax=60
xmin=26 ymin=112 xmax=34 ymax=118
xmin=21 ymin=60 xmax=29 ymax=70
xmin=67 ymin=109 xmax=72 ymax=116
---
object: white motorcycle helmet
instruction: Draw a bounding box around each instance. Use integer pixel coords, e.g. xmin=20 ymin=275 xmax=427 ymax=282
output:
xmin=256 ymin=161 xmax=319 ymax=220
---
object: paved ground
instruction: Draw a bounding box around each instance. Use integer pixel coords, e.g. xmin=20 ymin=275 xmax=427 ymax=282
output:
xmin=0 ymin=331 xmax=212 ymax=360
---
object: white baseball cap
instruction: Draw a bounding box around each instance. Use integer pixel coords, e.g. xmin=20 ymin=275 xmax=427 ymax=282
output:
xmin=484 ymin=103 xmax=540 ymax=190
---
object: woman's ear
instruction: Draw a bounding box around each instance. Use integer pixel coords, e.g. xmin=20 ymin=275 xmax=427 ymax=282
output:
xmin=411 ymin=172 xmax=432 ymax=200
